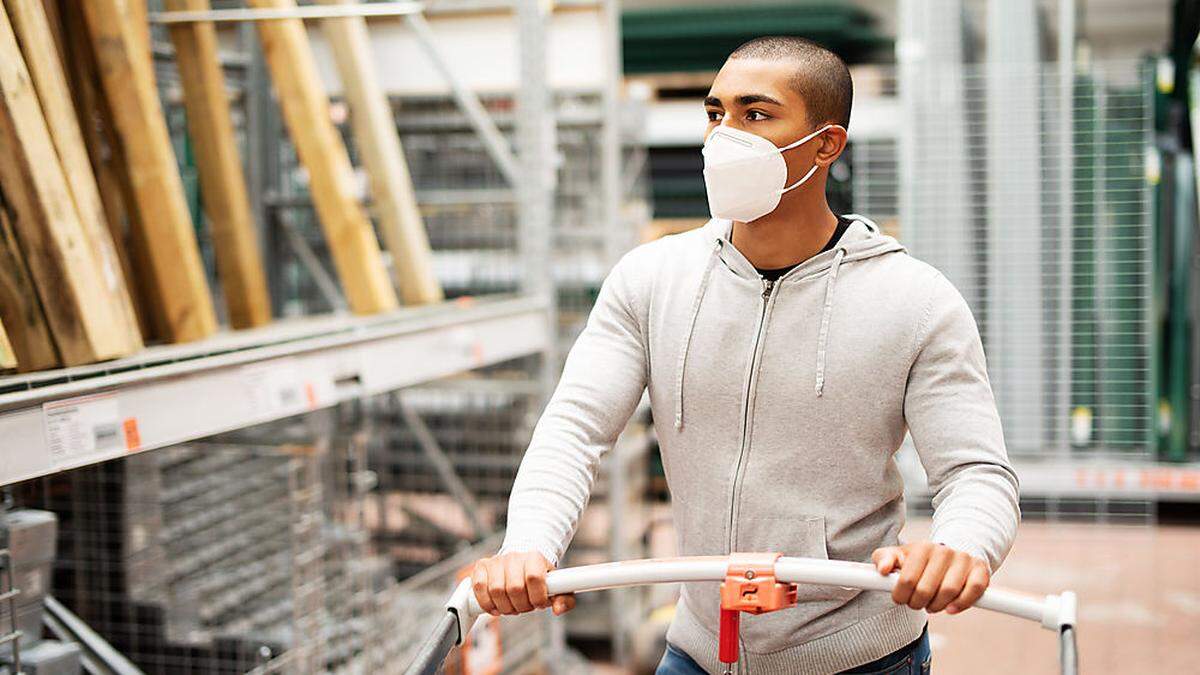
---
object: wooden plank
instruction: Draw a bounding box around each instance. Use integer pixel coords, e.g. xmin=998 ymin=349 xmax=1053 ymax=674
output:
xmin=0 ymin=318 xmax=15 ymax=370
xmin=248 ymin=0 xmax=398 ymax=315
xmin=0 ymin=199 xmax=58 ymax=371
xmin=81 ymin=0 xmax=218 ymax=342
xmin=164 ymin=0 xmax=271 ymax=328
xmin=55 ymin=3 xmax=158 ymax=340
xmin=124 ymin=0 xmax=152 ymax=68
xmin=0 ymin=6 xmax=142 ymax=366
xmin=5 ymin=0 xmax=143 ymax=353
xmin=36 ymin=0 xmax=63 ymax=67
xmin=318 ymin=0 xmax=442 ymax=306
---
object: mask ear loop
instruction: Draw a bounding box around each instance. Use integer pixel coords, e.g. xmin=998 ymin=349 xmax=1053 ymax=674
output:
xmin=778 ymin=123 xmax=835 ymax=152
xmin=777 ymin=124 xmax=837 ymax=194
xmin=779 ymin=163 xmax=822 ymax=194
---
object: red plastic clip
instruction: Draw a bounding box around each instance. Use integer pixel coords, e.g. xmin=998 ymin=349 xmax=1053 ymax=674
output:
xmin=718 ymin=552 xmax=798 ymax=667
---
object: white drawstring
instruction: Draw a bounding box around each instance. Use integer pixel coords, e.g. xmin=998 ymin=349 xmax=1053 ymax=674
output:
xmin=814 ymin=247 xmax=847 ymax=397
xmin=674 ymin=242 xmax=721 ymax=430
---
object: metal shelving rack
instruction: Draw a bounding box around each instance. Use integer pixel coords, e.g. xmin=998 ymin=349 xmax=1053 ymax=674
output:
xmin=0 ymin=296 xmax=548 ymax=488
xmin=0 ymin=2 xmax=590 ymax=674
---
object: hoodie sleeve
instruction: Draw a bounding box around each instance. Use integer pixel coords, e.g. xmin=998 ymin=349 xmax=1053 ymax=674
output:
xmin=497 ymin=249 xmax=650 ymax=566
xmin=903 ymin=272 xmax=1021 ymax=572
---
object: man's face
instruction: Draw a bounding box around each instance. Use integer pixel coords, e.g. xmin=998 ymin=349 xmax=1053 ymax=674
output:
xmin=704 ymin=58 xmax=844 ymax=189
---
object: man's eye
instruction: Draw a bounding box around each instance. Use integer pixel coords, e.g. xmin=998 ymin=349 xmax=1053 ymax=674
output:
xmin=706 ymin=110 xmax=724 ymax=122
xmin=747 ymin=110 xmax=770 ymax=121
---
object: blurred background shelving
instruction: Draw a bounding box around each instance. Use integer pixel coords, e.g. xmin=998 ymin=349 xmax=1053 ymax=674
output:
xmin=1 ymin=1 xmax=1198 ymax=674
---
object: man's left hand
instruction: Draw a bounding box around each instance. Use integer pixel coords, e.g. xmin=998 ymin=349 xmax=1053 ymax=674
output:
xmin=871 ymin=541 xmax=989 ymax=614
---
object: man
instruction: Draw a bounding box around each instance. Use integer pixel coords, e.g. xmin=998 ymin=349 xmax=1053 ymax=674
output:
xmin=473 ymin=37 xmax=1020 ymax=674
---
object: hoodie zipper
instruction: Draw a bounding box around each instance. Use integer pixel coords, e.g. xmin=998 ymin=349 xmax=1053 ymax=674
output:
xmin=727 ymin=278 xmax=776 ymax=545
xmin=724 ymin=276 xmax=772 ymax=667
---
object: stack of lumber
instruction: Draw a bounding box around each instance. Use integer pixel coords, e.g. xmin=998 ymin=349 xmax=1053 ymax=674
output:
xmin=0 ymin=0 xmax=442 ymax=374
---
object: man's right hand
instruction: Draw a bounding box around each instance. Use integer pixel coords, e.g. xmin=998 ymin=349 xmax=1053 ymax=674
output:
xmin=471 ymin=551 xmax=576 ymax=616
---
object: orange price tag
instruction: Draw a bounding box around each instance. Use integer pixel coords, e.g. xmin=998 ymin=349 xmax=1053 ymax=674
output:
xmin=123 ymin=417 xmax=141 ymax=452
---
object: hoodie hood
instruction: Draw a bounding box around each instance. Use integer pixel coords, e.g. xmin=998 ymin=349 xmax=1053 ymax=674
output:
xmin=674 ymin=214 xmax=907 ymax=429
xmin=707 ymin=213 xmax=907 ymax=280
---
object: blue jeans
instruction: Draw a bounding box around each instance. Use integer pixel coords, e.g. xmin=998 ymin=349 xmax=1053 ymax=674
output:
xmin=656 ymin=625 xmax=931 ymax=675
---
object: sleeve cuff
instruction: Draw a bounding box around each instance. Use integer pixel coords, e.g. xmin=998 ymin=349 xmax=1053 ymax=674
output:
xmin=497 ymin=538 xmax=562 ymax=568
xmin=930 ymin=533 xmax=994 ymax=571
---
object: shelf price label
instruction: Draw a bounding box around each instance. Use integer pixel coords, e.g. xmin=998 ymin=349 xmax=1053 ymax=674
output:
xmin=242 ymin=359 xmax=333 ymax=419
xmin=42 ymin=393 xmax=128 ymax=469
xmin=243 ymin=360 xmax=305 ymax=418
xmin=449 ymin=326 xmax=485 ymax=366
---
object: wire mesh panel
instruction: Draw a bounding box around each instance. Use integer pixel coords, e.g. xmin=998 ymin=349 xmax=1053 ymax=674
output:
xmin=352 ymin=535 xmax=550 ymax=675
xmin=858 ymin=59 xmax=1155 ymax=520
xmin=850 ymin=138 xmax=900 ymax=238
xmin=14 ymin=445 xmax=311 ymax=673
xmin=11 ymin=425 xmax=413 ymax=675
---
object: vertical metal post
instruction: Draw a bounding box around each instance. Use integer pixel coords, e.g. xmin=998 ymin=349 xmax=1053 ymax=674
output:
xmin=1058 ymin=0 xmax=1075 ymax=458
xmin=896 ymin=0 xmax=975 ymax=304
xmin=245 ymin=25 xmax=284 ymax=314
xmin=1093 ymin=80 xmax=1107 ymax=451
xmin=516 ymin=0 xmax=558 ymax=404
xmin=1191 ymin=54 xmax=1200 ymax=458
xmin=601 ymin=6 xmax=631 ymax=665
xmin=600 ymin=0 xmax=626 ymax=266
xmin=515 ymin=1 xmax=562 ymax=663
xmin=986 ymin=0 xmax=1044 ymax=455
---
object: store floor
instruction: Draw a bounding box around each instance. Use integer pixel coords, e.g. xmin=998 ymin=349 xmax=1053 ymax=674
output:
xmin=591 ymin=518 xmax=1200 ymax=674
xmin=906 ymin=518 xmax=1200 ymax=675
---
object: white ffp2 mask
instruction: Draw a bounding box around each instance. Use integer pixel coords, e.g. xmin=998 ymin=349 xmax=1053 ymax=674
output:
xmin=702 ymin=123 xmax=834 ymax=222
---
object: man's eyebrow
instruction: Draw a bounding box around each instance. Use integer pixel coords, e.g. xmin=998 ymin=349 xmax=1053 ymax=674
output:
xmin=703 ymin=96 xmax=722 ymax=107
xmin=736 ymin=94 xmax=783 ymax=106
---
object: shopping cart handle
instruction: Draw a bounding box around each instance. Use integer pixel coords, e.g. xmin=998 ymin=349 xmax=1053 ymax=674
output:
xmin=409 ymin=555 xmax=1078 ymax=675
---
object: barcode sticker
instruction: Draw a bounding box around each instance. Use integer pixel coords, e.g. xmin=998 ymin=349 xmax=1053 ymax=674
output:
xmin=242 ymin=360 xmax=304 ymax=418
xmin=43 ymin=393 xmax=122 ymax=469
xmin=94 ymin=423 xmax=119 ymax=447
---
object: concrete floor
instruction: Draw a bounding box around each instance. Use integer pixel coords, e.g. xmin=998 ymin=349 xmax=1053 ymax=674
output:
xmin=904 ymin=519 xmax=1200 ymax=675
xmin=589 ymin=518 xmax=1200 ymax=674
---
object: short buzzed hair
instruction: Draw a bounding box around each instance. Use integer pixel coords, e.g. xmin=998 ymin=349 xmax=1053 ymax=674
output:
xmin=728 ymin=36 xmax=853 ymax=130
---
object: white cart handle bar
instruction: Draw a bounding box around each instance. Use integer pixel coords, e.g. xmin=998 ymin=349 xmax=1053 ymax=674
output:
xmin=405 ymin=555 xmax=1079 ymax=675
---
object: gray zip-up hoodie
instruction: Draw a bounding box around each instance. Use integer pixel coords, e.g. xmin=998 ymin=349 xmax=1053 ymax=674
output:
xmin=500 ymin=215 xmax=1020 ymax=673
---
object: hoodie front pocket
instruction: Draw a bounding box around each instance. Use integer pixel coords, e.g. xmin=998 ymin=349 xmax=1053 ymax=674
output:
xmin=733 ymin=514 xmax=860 ymax=603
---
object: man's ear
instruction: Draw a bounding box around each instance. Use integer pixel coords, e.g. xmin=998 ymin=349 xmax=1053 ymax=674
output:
xmin=814 ymin=125 xmax=849 ymax=166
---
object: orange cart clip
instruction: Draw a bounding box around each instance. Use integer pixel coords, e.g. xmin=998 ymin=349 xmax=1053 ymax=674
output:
xmin=718 ymin=552 xmax=798 ymax=670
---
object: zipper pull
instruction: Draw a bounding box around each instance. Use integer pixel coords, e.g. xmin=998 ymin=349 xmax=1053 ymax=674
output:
xmin=761 ymin=279 xmax=775 ymax=300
